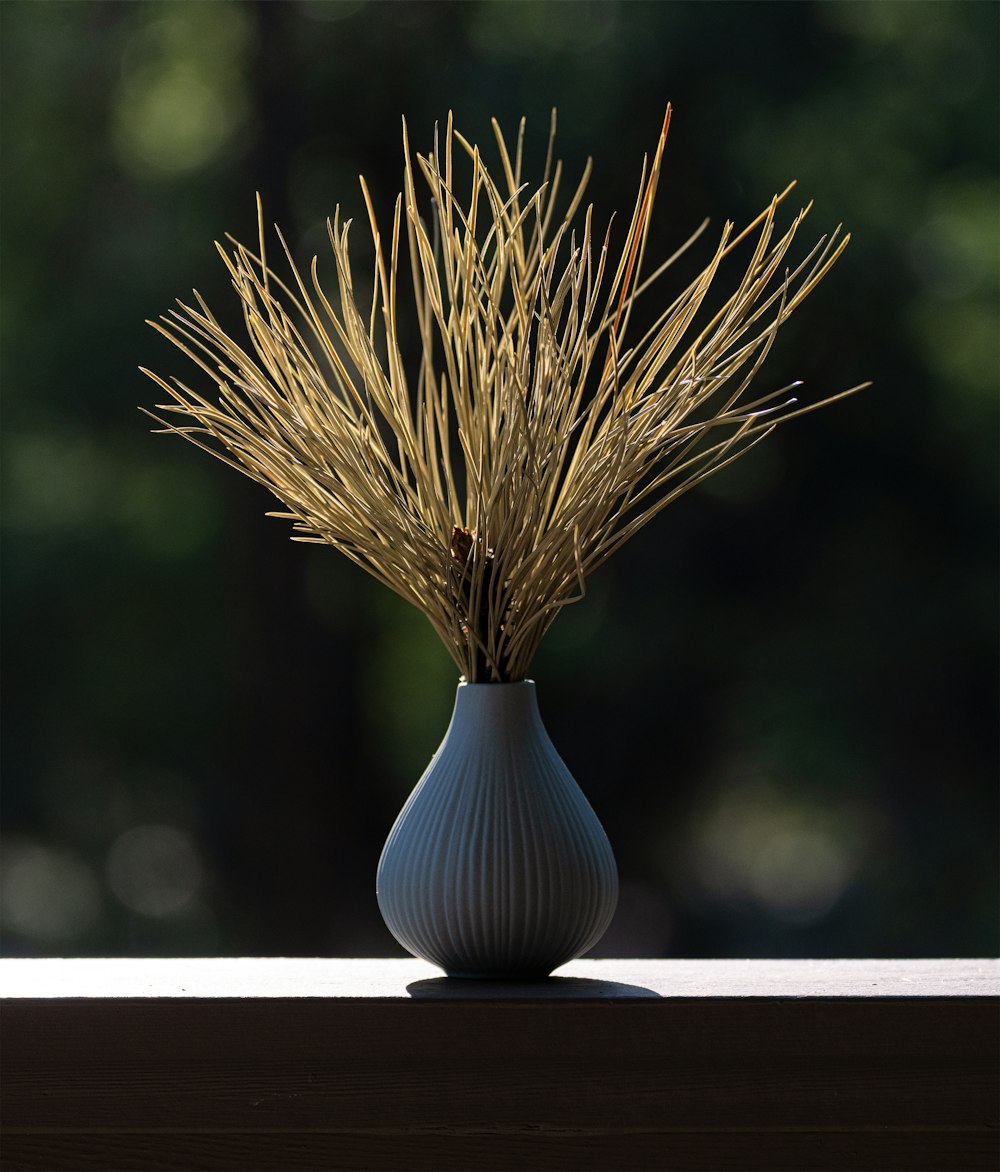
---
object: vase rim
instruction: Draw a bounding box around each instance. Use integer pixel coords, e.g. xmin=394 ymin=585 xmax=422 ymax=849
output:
xmin=457 ymin=678 xmax=535 ymax=689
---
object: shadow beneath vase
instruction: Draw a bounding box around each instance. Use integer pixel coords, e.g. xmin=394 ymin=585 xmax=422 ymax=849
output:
xmin=406 ymin=975 xmax=661 ymax=999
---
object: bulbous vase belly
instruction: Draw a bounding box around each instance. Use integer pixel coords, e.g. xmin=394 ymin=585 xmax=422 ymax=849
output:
xmin=377 ymin=681 xmax=619 ymax=979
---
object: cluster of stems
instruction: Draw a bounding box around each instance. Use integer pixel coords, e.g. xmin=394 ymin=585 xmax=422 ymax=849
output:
xmin=144 ymin=109 xmax=865 ymax=681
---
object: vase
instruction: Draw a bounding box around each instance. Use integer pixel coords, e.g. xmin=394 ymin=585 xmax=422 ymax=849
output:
xmin=376 ymin=680 xmax=618 ymax=978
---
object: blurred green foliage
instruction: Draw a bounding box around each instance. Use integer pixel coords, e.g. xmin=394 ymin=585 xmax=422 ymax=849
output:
xmin=1 ymin=0 xmax=996 ymax=959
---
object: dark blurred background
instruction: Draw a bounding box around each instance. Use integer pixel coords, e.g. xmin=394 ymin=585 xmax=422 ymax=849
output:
xmin=2 ymin=0 xmax=997 ymax=960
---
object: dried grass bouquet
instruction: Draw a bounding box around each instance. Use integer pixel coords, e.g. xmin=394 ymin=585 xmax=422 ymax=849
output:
xmin=143 ymin=109 xmax=865 ymax=682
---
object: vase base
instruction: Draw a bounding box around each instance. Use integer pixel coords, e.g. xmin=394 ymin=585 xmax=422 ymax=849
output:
xmin=443 ymin=969 xmax=555 ymax=981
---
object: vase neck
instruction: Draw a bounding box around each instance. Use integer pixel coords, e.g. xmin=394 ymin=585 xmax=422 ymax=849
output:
xmin=448 ymin=680 xmax=543 ymax=740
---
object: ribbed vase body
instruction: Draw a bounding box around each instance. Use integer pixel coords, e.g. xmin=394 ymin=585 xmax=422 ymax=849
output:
xmin=376 ymin=681 xmax=618 ymax=978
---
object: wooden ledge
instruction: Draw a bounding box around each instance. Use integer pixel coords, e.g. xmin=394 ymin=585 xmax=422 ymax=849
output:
xmin=1 ymin=955 xmax=997 ymax=999
xmin=2 ymin=959 xmax=998 ymax=1171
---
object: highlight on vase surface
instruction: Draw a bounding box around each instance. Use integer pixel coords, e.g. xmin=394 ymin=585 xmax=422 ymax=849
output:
xmin=142 ymin=108 xmax=867 ymax=685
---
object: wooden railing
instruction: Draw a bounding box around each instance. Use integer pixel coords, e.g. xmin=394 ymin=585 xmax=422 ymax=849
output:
xmin=2 ymin=958 xmax=997 ymax=1171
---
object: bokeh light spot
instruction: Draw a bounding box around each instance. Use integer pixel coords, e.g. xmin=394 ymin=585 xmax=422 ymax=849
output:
xmin=118 ymin=459 xmax=222 ymax=560
xmin=1 ymin=840 xmax=102 ymax=943
xmin=4 ymin=432 xmax=100 ymax=530
xmin=112 ymin=3 xmax=251 ymax=178
xmin=687 ymin=779 xmax=876 ymax=927
xmin=106 ymin=824 xmax=203 ymax=918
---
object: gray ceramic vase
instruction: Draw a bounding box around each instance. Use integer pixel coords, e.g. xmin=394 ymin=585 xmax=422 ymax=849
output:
xmin=376 ymin=680 xmax=618 ymax=978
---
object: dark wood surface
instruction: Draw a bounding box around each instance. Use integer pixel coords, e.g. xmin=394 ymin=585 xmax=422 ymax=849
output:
xmin=2 ymin=959 xmax=998 ymax=1171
